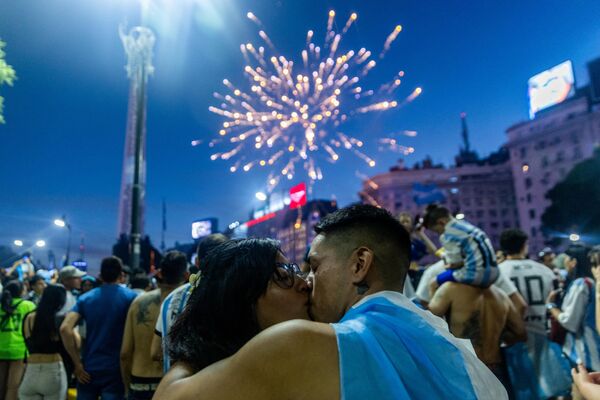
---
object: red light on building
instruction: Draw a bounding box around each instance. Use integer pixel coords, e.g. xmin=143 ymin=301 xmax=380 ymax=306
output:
xmin=289 ymin=182 xmax=307 ymax=209
xmin=245 ymin=212 xmax=277 ymax=228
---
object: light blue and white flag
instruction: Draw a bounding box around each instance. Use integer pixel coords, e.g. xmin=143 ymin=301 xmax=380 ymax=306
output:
xmin=504 ymin=332 xmax=571 ymax=400
xmin=332 ymin=291 xmax=507 ymax=400
xmin=412 ymin=182 xmax=446 ymax=206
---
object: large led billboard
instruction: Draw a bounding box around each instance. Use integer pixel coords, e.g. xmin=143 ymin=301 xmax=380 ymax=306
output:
xmin=528 ymin=60 xmax=575 ymax=119
xmin=191 ymin=218 xmax=217 ymax=239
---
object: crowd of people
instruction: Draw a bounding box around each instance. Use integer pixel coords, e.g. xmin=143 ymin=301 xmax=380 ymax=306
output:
xmin=1 ymin=203 xmax=599 ymax=399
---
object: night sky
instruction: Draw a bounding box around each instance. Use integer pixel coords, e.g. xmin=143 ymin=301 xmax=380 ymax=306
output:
xmin=1 ymin=0 xmax=599 ymax=270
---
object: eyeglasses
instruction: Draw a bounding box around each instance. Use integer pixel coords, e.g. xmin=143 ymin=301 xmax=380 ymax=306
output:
xmin=272 ymin=262 xmax=309 ymax=289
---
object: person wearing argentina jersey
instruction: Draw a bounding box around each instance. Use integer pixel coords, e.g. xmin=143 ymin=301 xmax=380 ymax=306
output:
xmin=154 ymin=205 xmax=507 ymax=400
xmin=151 ymin=234 xmax=228 ymax=373
xmin=498 ymin=229 xmax=571 ymax=399
xmin=422 ymin=204 xmax=499 ymax=289
xmin=547 ymin=246 xmax=600 ymax=398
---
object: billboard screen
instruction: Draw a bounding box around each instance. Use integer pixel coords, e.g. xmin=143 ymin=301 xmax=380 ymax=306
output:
xmin=191 ymin=219 xmax=216 ymax=239
xmin=528 ymin=60 xmax=575 ymax=119
xmin=289 ymin=182 xmax=307 ymax=209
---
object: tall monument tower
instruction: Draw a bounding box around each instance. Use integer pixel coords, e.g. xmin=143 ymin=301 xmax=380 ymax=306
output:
xmin=117 ymin=26 xmax=155 ymax=269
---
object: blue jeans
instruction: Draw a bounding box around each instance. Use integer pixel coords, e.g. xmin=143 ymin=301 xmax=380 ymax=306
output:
xmin=77 ymin=370 xmax=124 ymax=400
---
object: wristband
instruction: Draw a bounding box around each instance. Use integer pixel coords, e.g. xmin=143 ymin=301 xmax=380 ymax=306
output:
xmin=546 ymin=303 xmax=558 ymax=311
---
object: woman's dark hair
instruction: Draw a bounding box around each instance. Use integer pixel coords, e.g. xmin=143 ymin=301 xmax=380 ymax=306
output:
xmin=168 ymin=238 xmax=280 ymax=372
xmin=1 ymin=280 xmax=23 ymax=316
xmin=566 ymin=244 xmax=593 ymax=279
xmin=30 ymin=285 xmax=66 ymax=345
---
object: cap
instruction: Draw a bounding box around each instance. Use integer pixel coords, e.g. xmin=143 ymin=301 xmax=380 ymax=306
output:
xmin=538 ymin=247 xmax=554 ymax=259
xmin=59 ymin=266 xmax=86 ymax=281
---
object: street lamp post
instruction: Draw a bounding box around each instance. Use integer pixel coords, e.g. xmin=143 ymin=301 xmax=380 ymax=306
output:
xmin=54 ymin=216 xmax=72 ymax=266
xmin=120 ymin=26 xmax=155 ymax=271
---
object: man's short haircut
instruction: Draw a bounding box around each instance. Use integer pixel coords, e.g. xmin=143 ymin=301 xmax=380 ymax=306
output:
xmin=160 ymin=251 xmax=189 ymax=285
xmin=314 ymin=204 xmax=411 ymax=285
xmin=197 ymin=234 xmax=229 ymax=260
xmin=130 ymin=275 xmax=150 ymax=290
xmin=100 ymin=256 xmax=123 ymax=283
xmin=196 ymin=234 xmax=229 ymax=273
xmin=500 ymin=229 xmax=528 ymax=255
xmin=29 ymin=275 xmax=44 ymax=286
xmin=422 ymin=204 xmax=451 ymax=229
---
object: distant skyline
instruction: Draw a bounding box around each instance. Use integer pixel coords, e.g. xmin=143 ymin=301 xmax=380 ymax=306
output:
xmin=1 ymin=0 xmax=599 ymax=269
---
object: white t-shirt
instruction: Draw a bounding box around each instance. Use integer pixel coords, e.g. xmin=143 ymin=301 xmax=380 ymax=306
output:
xmin=498 ymin=259 xmax=556 ymax=334
xmin=416 ymin=260 xmax=518 ymax=303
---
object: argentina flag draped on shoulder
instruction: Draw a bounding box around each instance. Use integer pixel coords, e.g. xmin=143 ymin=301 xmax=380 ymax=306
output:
xmin=332 ymin=291 xmax=506 ymax=400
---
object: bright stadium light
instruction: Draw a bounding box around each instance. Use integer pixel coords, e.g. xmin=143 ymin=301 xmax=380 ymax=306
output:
xmin=14 ymin=240 xmax=23 ymax=247
xmin=569 ymin=233 xmax=580 ymax=242
xmin=54 ymin=218 xmax=66 ymax=227
xmin=255 ymin=192 xmax=267 ymax=201
xmin=35 ymin=240 xmax=46 ymax=248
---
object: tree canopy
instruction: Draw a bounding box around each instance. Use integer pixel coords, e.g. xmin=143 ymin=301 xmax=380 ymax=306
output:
xmin=0 ymin=39 xmax=17 ymax=124
xmin=541 ymin=146 xmax=600 ymax=239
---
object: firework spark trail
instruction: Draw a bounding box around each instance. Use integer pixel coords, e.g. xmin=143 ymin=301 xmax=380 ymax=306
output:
xmin=203 ymin=10 xmax=422 ymax=192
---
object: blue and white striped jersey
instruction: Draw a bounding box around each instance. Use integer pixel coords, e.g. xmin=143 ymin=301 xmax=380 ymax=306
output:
xmin=441 ymin=218 xmax=499 ymax=287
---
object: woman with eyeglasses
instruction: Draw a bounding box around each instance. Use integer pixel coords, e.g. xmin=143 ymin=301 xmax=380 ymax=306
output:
xmin=167 ymin=238 xmax=310 ymax=373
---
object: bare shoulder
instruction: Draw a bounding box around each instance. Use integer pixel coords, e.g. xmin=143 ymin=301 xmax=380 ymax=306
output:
xmin=235 ymin=319 xmax=336 ymax=362
xmin=230 ymin=319 xmax=340 ymax=399
xmin=131 ymin=289 xmax=160 ymax=307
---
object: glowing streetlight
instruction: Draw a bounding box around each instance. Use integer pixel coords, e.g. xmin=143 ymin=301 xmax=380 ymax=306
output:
xmin=255 ymin=192 xmax=267 ymax=201
xmin=456 ymin=213 xmax=465 ymax=220
xmin=569 ymin=233 xmax=580 ymax=242
xmin=35 ymin=240 xmax=46 ymax=248
xmin=54 ymin=215 xmax=72 ymax=266
xmin=54 ymin=218 xmax=66 ymax=227
xmin=13 ymin=240 xmax=23 ymax=247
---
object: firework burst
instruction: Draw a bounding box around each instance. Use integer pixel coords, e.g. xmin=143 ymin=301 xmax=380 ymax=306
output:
xmin=202 ymin=10 xmax=421 ymax=192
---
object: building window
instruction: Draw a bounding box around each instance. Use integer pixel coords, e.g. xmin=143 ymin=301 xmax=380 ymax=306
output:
xmin=501 ymin=209 xmax=508 ymax=217
xmin=489 ymin=209 xmax=497 ymax=217
xmin=526 ymin=193 xmax=532 ymax=203
xmin=571 ymin=132 xmax=580 ymax=144
xmin=491 ymin=222 xmax=499 ymax=229
xmin=529 ymin=209 xmax=536 ymax=219
xmin=556 ymin=150 xmax=565 ymax=163
xmin=531 ymin=227 xmax=537 ymax=237
xmin=541 ymin=156 xmax=549 ymax=168
xmin=535 ymin=140 xmax=546 ymax=150
xmin=573 ymin=147 xmax=582 ymax=160
xmin=520 ymin=147 xmax=527 ymax=158
xmin=503 ymin=220 xmax=511 ymax=229
xmin=525 ymin=178 xmax=532 ymax=189
xmin=476 ymin=210 xmax=484 ymax=218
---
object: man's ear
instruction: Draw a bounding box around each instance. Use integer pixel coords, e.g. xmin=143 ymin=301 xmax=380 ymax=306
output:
xmin=351 ymin=246 xmax=375 ymax=284
xmin=195 ymin=257 xmax=201 ymax=268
